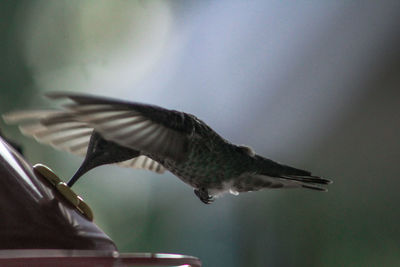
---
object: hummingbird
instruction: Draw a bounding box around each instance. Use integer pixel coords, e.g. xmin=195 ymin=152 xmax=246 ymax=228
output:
xmin=3 ymin=93 xmax=331 ymax=204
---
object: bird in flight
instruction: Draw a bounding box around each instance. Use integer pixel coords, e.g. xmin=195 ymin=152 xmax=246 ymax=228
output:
xmin=4 ymin=93 xmax=331 ymax=204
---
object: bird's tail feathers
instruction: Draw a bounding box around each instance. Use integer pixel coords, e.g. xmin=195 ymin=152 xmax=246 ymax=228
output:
xmin=279 ymin=175 xmax=332 ymax=191
xmin=280 ymin=175 xmax=332 ymax=185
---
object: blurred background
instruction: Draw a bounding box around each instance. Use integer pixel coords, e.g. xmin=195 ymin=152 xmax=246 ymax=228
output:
xmin=1 ymin=1 xmax=400 ymax=266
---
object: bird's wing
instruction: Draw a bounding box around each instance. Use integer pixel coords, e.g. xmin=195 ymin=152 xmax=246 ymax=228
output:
xmin=3 ymin=110 xmax=167 ymax=174
xmin=3 ymin=110 xmax=92 ymax=157
xmin=46 ymin=92 xmax=191 ymax=162
xmin=118 ymin=155 xmax=166 ymax=173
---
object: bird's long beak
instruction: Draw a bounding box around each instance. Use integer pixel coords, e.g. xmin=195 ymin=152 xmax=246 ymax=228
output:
xmin=67 ymin=155 xmax=100 ymax=187
xmin=67 ymin=165 xmax=88 ymax=187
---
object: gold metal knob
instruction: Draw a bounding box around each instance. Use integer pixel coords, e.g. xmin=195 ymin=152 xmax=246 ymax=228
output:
xmin=33 ymin=164 xmax=94 ymax=221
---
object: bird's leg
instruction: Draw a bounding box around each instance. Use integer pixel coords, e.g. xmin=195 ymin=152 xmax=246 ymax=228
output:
xmin=194 ymin=188 xmax=214 ymax=204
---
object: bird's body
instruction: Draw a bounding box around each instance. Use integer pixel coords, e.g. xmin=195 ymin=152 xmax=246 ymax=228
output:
xmin=4 ymin=93 xmax=331 ymax=203
xmin=152 ymin=129 xmax=247 ymax=196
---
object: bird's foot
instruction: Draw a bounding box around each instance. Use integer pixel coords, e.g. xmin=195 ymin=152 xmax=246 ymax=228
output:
xmin=194 ymin=188 xmax=214 ymax=204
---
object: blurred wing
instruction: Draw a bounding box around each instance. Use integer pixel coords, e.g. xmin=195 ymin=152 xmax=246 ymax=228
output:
xmin=47 ymin=93 xmax=191 ymax=162
xmin=4 ymin=110 xmax=92 ymax=157
xmin=118 ymin=155 xmax=166 ymax=173
xmin=3 ymin=110 xmax=167 ymax=174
